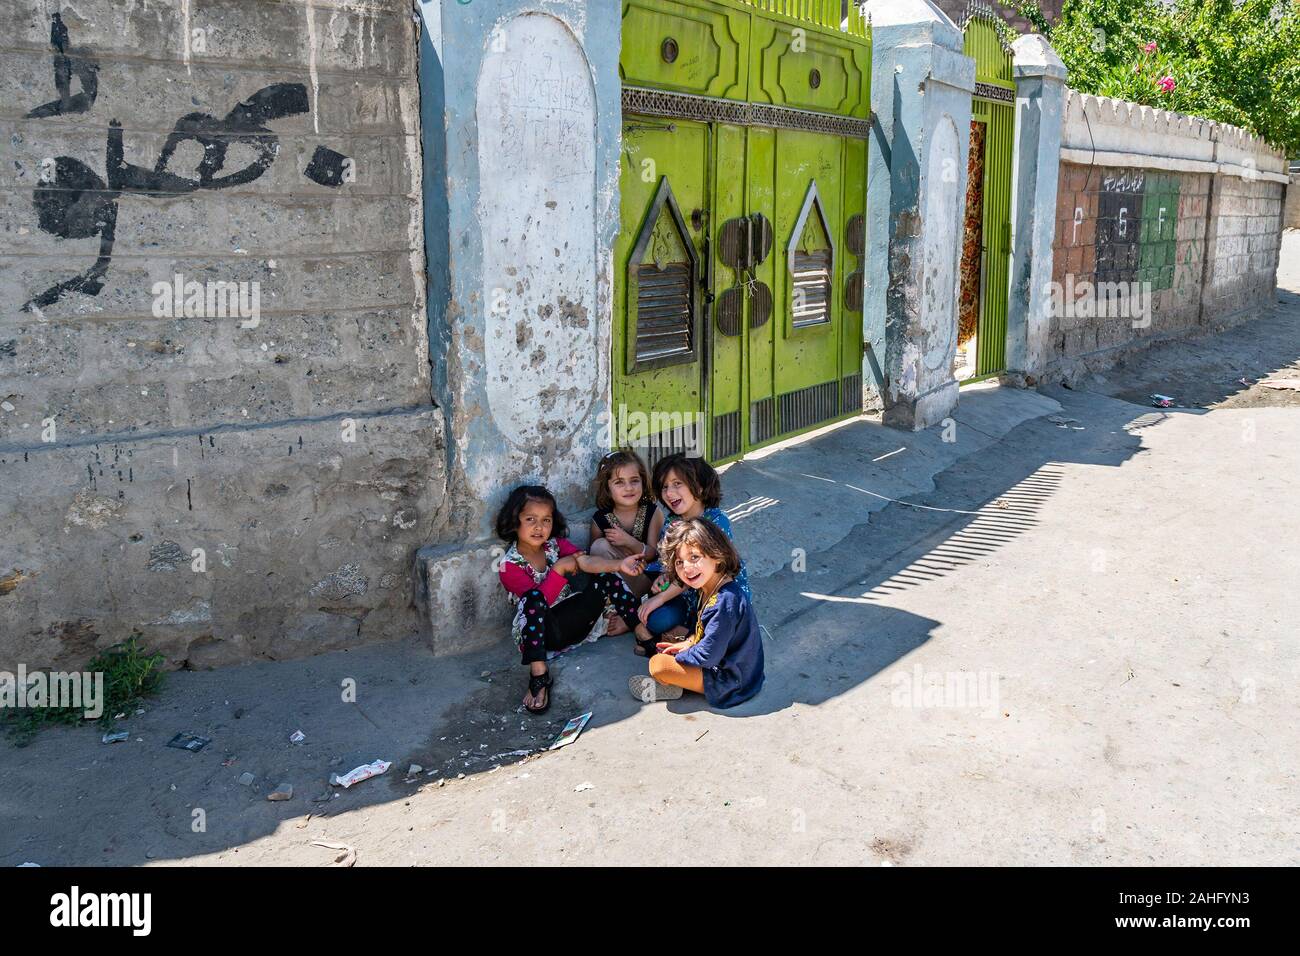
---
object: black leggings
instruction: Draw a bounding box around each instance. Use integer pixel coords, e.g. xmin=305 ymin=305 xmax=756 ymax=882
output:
xmin=517 ymin=573 xmax=641 ymax=665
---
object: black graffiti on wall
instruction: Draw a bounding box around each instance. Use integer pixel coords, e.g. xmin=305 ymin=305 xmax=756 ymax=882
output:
xmin=303 ymin=146 xmax=352 ymax=187
xmin=26 ymin=13 xmax=98 ymax=118
xmin=22 ymin=14 xmax=348 ymax=312
xmin=24 ymin=84 xmax=310 ymax=311
xmin=1095 ymin=170 xmax=1146 ymax=284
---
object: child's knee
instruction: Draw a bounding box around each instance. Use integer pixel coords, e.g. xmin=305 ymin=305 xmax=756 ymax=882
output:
xmin=646 ymin=603 xmax=681 ymax=635
xmin=648 ymin=654 xmax=675 ymax=680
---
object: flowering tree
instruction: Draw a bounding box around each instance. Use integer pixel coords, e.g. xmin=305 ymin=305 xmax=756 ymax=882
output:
xmin=1012 ymin=0 xmax=1300 ymax=154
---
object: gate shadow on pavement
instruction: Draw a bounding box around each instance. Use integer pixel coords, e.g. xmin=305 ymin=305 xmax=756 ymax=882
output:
xmin=677 ymin=385 xmax=1155 ymax=720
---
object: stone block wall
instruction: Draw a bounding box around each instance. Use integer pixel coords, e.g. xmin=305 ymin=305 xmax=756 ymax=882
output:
xmin=1204 ymin=172 xmax=1287 ymax=319
xmin=0 ymin=0 xmax=446 ymax=670
xmin=1049 ymin=164 xmax=1213 ymax=359
xmin=1041 ymin=90 xmax=1287 ymax=379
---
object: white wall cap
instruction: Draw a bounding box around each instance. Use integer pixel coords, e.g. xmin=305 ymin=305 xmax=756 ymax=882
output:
xmin=1012 ymin=34 xmax=1066 ymax=81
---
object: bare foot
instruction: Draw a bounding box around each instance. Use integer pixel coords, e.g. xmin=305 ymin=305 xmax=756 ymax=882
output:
xmin=605 ymin=615 xmax=630 ymax=636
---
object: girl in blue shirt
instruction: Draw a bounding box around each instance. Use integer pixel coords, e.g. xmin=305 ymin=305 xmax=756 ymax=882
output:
xmin=629 ymin=517 xmax=764 ymax=709
xmin=634 ymin=454 xmax=750 ymax=657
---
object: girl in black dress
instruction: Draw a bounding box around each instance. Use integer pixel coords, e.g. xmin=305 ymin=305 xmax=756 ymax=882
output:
xmin=588 ymin=450 xmax=665 ymax=622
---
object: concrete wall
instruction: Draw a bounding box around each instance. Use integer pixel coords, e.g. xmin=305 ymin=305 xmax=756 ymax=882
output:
xmin=418 ymin=1 xmax=620 ymax=539
xmin=1284 ymin=174 xmax=1300 ymax=231
xmin=414 ymin=1 xmax=622 ymax=655
xmin=864 ymin=0 xmax=974 ymax=430
xmin=0 ymin=0 xmax=446 ymax=670
xmin=1040 ymin=90 xmax=1287 ymax=381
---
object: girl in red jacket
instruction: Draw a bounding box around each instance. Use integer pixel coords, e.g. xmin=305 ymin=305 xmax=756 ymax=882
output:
xmin=496 ymin=484 xmax=649 ymax=714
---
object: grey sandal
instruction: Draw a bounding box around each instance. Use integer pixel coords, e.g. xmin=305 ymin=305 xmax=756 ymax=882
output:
xmin=628 ymin=674 xmax=683 ymax=703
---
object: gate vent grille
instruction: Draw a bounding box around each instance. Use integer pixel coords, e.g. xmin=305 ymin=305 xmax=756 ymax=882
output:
xmin=779 ymin=380 xmax=840 ymax=435
xmin=750 ymin=397 xmax=775 ymax=445
xmin=635 ymin=421 xmax=702 ymax=471
xmin=712 ymin=411 xmax=740 ymax=461
xmin=635 ymin=263 xmax=693 ymax=363
xmin=841 ymin=373 xmax=862 ymax=416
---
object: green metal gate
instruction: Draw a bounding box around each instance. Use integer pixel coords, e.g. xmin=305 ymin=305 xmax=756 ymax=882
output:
xmin=615 ymin=0 xmax=871 ymax=463
xmin=958 ymin=3 xmax=1015 ymax=381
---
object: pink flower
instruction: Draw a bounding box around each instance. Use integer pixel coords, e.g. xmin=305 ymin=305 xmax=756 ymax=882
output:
xmin=1144 ymin=41 xmax=1158 ymax=54
xmin=1157 ymin=75 xmax=1176 ymax=93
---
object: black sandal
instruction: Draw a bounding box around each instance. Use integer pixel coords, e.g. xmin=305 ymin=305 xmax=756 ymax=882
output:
xmin=526 ymin=671 xmax=553 ymax=714
xmin=634 ymin=635 xmax=658 ymax=658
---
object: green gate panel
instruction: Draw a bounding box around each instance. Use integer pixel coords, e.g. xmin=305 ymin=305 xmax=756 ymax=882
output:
xmin=620 ymin=0 xmax=750 ymax=99
xmin=618 ymin=0 xmax=871 ymax=462
xmin=839 ymin=134 xmax=866 ymax=409
xmin=745 ymin=125 xmax=778 ymax=448
xmin=710 ymin=122 xmax=748 ymax=459
xmin=747 ymin=13 xmax=870 ymax=117
xmin=614 ymin=121 xmax=711 ymax=451
xmin=963 ymin=8 xmax=1016 ymax=379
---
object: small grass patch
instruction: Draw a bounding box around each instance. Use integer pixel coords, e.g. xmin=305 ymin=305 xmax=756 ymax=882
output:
xmin=2 ymin=634 xmax=165 ymax=747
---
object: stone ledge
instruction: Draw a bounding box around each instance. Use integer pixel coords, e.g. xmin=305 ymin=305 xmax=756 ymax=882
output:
xmin=416 ymin=543 xmax=513 ymax=658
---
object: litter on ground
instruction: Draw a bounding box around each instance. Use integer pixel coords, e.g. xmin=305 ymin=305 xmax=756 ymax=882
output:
xmin=166 ymin=733 xmax=211 ymax=753
xmin=309 ymin=841 xmax=356 ymax=867
xmin=550 ymin=712 xmax=592 ymax=751
xmin=330 ymin=759 xmax=391 ymax=788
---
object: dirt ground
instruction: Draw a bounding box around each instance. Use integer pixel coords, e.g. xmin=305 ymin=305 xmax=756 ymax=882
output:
xmin=3 ymin=235 xmax=1298 ymax=867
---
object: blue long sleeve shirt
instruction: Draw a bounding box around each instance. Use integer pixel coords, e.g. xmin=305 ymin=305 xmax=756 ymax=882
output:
xmin=674 ymin=580 xmax=764 ymax=708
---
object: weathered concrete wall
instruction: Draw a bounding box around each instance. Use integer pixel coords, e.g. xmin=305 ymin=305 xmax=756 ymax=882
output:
xmin=1 ymin=0 xmax=446 ymax=670
xmin=415 ymin=0 xmax=621 ymax=656
xmin=420 ymin=0 xmax=620 ymax=537
xmin=1004 ymin=33 xmax=1065 ymax=380
xmin=1041 ymin=90 xmax=1287 ymax=381
xmin=1285 ymin=174 xmax=1300 ymax=231
xmin=864 ymin=0 xmax=975 ymax=430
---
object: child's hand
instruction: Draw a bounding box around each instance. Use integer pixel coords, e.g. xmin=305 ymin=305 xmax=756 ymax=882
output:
xmin=656 ymin=641 xmax=689 ymax=656
xmin=619 ymin=554 xmax=644 ymax=577
xmin=638 ymin=594 xmax=663 ymax=625
xmin=651 ymin=573 xmax=669 ymax=593
xmin=604 ymin=526 xmax=636 ymax=549
xmin=552 ymin=554 xmax=580 ymax=576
